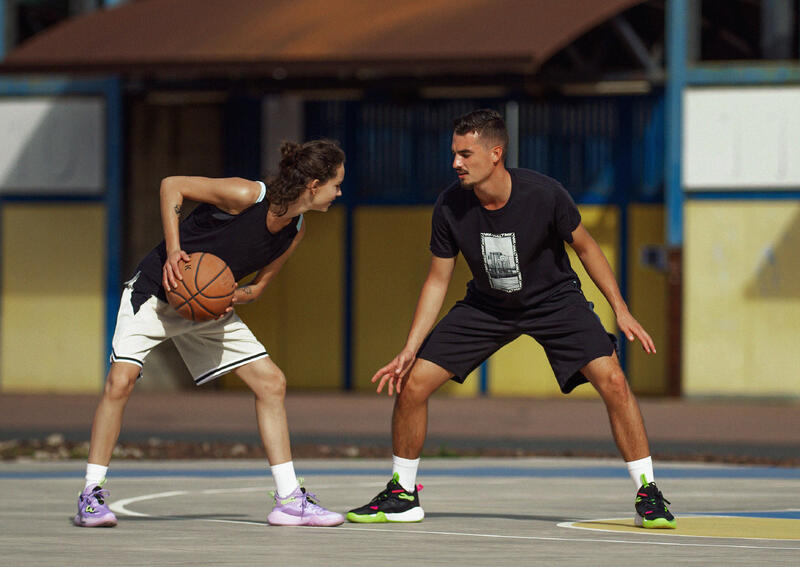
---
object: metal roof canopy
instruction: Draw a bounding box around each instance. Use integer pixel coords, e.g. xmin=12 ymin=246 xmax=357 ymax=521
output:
xmin=2 ymin=0 xmax=646 ymax=78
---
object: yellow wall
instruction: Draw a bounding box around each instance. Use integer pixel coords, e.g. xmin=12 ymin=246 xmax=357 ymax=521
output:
xmin=684 ymin=201 xmax=800 ymax=397
xmin=352 ymin=207 xmax=479 ymax=396
xmin=223 ymin=209 xmax=345 ymax=390
xmin=1 ymin=203 xmax=106 ymax=392
xmin=488 ymin=206 xmax=618 ymax=397
xmin=0 ymin=201 xmax=668 ymax=396
xmin=627 ymin=204 xmax=668 ymax=394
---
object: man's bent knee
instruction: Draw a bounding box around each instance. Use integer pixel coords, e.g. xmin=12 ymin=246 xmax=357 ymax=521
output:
xmin=398 ymin=359 xmax=453 ymax=405
xmin=593 ymin=368 xmax=632 ymax=403
xmin=583 ymin=356 xmax=632 ymax=401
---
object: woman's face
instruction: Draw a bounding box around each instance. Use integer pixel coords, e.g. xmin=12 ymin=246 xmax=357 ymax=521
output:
xmin=308 ymin=163 xmax=345 ymax=212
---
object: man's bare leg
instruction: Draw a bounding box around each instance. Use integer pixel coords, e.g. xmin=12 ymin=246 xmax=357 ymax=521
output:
xmin=392 ymin=358 xmax=454 ymax=458
xmin=581 ymin=353 xmax=650 ymax=462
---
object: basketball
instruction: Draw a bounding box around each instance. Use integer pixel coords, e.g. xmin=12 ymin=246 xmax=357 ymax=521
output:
xmin=166 ymin=252 xmax=236 ymax=322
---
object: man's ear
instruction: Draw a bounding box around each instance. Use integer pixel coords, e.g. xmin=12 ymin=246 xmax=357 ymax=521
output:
xmin=491 ymin=145 xmax=504 ymax=165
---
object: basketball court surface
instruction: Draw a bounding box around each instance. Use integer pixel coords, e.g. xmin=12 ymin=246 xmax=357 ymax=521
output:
xmin=2 ymin=457 xmax=798 ymax=565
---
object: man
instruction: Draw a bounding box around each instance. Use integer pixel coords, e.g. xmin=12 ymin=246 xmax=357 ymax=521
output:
xmin=347 ymin=109 xmax=675 ymax=529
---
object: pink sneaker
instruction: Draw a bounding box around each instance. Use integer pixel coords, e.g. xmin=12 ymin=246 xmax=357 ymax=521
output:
xmin=73 ymin=483 xmax=117 ymax=527
xmin=267 ymin=483 xmax=343 ymax=527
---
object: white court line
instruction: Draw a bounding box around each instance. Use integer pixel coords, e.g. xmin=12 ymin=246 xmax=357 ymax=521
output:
xmin=109 ymin=488 xmax=800 ymax=551
xmin=201 ymin=487 xmax=264 ymax=495
xmin=110 ymin=491 xmax=188 ymax=517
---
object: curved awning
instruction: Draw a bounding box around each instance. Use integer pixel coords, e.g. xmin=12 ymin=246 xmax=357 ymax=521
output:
xmin=1 ymin=0 xmax=646 ymax=77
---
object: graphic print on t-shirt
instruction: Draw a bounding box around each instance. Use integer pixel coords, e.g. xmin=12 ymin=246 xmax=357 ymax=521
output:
xmin=480 ymin=232 xmax=522 ymax=292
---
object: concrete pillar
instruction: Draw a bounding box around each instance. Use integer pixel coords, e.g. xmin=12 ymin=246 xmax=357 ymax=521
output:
xmin=262 ymin=95 xmax=304 ymax=176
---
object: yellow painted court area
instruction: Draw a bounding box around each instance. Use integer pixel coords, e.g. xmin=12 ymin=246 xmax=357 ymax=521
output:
xmin=571 ymin=516 xmax=800 ymax=540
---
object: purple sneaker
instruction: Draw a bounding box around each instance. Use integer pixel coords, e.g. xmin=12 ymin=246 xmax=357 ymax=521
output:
xmin=73 ymin=483 xmax=117 ymax=527
xmin=267 ymin=483 xmax=344 ymax=527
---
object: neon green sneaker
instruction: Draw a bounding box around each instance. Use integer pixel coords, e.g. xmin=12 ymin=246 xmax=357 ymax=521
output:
xmin=635 ymin=476 xmax=676 ymax=529
xmin=346 ymin=473 xmax=424 ymax=523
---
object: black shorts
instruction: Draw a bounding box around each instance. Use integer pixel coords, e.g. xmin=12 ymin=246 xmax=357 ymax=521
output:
xmin=417 ymin=287 xmax=618 ymax=394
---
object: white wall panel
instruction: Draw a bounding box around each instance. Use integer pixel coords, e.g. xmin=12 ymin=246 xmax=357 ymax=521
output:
xmin=683 ymin=87 xmax=800 ymax=190
xmin=0 ymin=97 xmax=105 ymax=193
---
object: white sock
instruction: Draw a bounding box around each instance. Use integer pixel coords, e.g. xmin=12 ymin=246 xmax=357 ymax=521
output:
xmin=392 ymin=455 xmax=420 ymax=492
xmin=270 ymin=461 xmax=299 ymax=498
xmin=626 ymin=456 xmax=654 ymax=489
xmin=84 ymin=463 xmax=108 ymax=489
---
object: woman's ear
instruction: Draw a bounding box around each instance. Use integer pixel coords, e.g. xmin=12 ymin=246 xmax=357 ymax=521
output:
xmin=308 ymin=179 xmax=320 ymax=195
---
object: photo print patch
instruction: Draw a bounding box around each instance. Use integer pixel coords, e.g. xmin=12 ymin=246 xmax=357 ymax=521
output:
xmin=480 ymin=232 xmax=522 ymax=292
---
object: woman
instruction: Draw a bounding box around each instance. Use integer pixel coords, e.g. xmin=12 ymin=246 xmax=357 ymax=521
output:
xmin=74 ymin=139 xmax=346 ymax=528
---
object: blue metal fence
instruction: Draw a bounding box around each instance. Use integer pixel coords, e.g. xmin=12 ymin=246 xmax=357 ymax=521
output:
xmin=306 ymin=95 xmax=664 ymax=205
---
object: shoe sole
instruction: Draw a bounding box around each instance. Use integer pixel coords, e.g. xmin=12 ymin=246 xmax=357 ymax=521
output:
xmin=267 ymin=510 xmax=344 ymax=527
xmin=73 ymin=514 xmax=117 ymax=528
xmin=635 ymin=514 xmax=676 ymax=529
xmin=346 ymin=507 xmax=425 ymax=523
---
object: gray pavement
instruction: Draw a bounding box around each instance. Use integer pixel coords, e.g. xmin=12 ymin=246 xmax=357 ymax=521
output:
xmin=2 ymin=392 xmax=800 ymax=563
xmin=1 ymin=457 xmax=799 ymax=566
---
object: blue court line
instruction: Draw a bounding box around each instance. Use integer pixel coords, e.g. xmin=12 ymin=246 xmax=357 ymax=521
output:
xmin=2 ymin=465 xmax=799 ymax=480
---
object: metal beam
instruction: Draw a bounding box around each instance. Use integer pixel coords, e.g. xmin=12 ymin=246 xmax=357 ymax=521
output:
xmin=686 ymin=64 xmax=800 ymax=85
xmin=611 ymin=15 xmax=660 ymax=75
xmin=104 ymin=77 xmax=124 ymax=361
xmin=504 ymin=100 xmax=519 ymax=168
xmin=665 ymin=0 xmax=689 ymax=246
xmin=0 ymin=0 xmax=6 ymax=60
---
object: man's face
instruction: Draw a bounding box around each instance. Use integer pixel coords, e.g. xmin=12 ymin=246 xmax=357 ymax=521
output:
xmin=451 ymin=131 xmax=501 ymax=188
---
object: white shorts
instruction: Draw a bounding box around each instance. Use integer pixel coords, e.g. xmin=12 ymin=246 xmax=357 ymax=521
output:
xmin=110 ymin=286 xmax=269 ymax=385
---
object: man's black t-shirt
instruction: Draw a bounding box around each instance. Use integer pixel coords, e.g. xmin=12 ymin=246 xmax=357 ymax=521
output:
xmin=129 ymin=200 xmax=301 ymax=313
xmin=430 ymin=168 xmax=582 ymax=311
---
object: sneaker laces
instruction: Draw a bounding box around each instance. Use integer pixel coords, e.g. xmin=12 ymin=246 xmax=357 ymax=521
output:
xmin=300 ymin=487 xmax=319 ymax=505
xmin=85 ymin=487 xmax=110 ymax=506
xmin=368 ymin=478 xmax=399 ymax=504
xmin=369 ymin=476 xmax=420 ymax=505
xmin=638 ymin=484 xmax=670 ymax=512
xmin=80 ymin=487 xmax=110 ymax=514
xmin=270 ymin=478 xmax=328 ymax=514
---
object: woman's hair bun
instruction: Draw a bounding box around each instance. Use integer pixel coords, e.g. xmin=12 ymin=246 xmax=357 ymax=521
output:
xmin=280 ymin=142 xmax=302 ymax=166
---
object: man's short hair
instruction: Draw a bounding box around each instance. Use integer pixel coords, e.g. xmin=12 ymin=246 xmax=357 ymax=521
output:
xmin=453 ymin=109 xmax=509 ymax=157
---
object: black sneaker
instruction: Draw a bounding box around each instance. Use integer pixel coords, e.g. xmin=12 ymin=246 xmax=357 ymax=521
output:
xmin=346 ymin=473 xmax=424 ymax=523
xmin=634 ymin=477 xmax=676 ymax=529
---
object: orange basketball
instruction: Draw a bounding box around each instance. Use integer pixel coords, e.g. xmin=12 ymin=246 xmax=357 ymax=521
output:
xmin=166 ymin=252 xmax=236 ymax=322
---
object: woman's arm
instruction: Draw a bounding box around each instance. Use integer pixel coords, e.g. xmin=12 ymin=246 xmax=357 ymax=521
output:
xmin=161 ymin=176 xmax=263 ymax=290
xmin=232 ymin=221 xmax=306 ymax=305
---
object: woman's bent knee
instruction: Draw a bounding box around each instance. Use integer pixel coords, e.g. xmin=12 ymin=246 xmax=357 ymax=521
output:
xmin=251 ymin=367 xmax=286 ymax=401
xmin=104 ymin=364 xmax=139 ymax=400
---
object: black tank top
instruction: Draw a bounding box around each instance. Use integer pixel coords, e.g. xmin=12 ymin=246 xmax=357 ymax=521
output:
xmin=129 ymin=200 xmax=301 ymax=313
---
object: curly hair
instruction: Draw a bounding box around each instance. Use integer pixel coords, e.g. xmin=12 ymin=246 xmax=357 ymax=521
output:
xmin=266 ymin=139 xmax=345 ymax=216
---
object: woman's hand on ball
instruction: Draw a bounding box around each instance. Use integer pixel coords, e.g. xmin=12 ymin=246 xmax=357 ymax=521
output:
xmin=163 ymin=249 xmax=191 ymax=290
